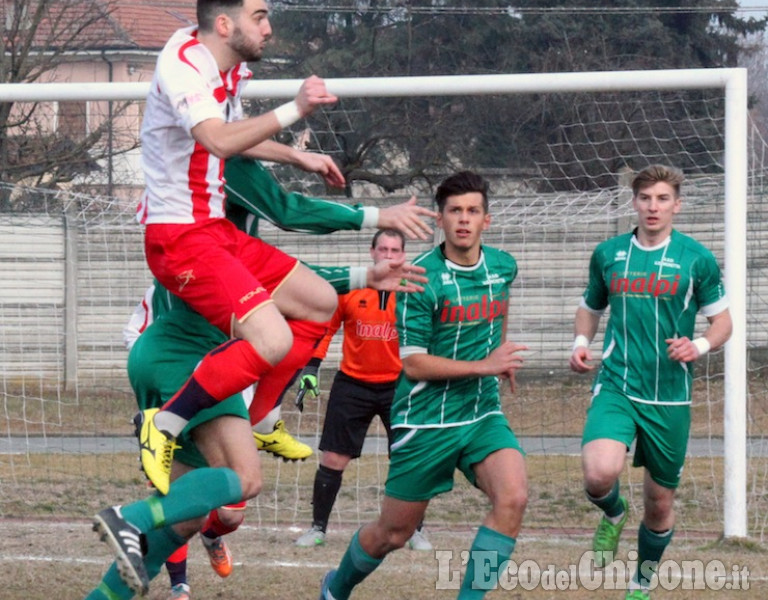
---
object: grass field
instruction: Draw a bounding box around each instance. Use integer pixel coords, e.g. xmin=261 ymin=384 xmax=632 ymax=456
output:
xmin=3 ymin=373 xmax=768 ymax=597
xmin=1 ymin=452 xmax=767 ymax=599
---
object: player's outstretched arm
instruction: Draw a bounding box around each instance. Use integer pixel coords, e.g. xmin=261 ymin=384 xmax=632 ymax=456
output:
xmin=191 ymin=75 xmax=336 ymax=159
xmin=366 ymin=257 xmax=427 ymax=292
xmin=377 ymin=196 xmax=437 ymax=241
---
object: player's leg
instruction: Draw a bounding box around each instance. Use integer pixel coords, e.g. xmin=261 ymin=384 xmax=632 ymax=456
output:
xmin=458 ymin=416 xmax=527 ymax=599
xmin=581 ymin=389 xmax=636 ymax=567
xmin=165 ymin=544 xmax=190 ymax=599
xmin=198 ymin=503 xmax=246 ymax=578
xmin=298 ymin=374 xmax=373 ymax=547
xmin=322 ymin=497 xmax=429 ymax=600
xmin=625 ymin=403 xmax=687 ymax=599
xmin=322 ymin=426 xmax=459 ymax=599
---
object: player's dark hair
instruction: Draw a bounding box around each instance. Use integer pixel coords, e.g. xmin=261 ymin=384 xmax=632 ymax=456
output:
xmin=631 ymin=164 xmax=684 ymax=198
xmin=197 ymin=0 xmax=243 ymax=31
xmin=371 ymin=228 xmax=405 ymax=250
xmin=435 ymin=171 xmax=489 ymax=212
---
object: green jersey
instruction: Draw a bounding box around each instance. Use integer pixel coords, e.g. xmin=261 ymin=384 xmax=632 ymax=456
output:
xmin=391 ymin=244 xmax=517 ymax=429
xmin=583 ymin=229 xmax=728 ymax=405
xmin=224 ymin=156 xmax=374 ymax=238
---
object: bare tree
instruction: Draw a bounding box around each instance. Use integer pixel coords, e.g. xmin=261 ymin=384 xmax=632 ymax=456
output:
xmin=0 ymin=0 xmax=138 ymax=210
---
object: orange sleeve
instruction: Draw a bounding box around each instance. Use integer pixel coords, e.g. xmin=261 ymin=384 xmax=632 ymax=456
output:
xmin=312 ymin=293 xmax=346 ymax=361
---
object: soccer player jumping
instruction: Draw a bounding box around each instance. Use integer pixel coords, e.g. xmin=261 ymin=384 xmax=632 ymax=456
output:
xmin=569 ymin=164 xmax=732 ymax=600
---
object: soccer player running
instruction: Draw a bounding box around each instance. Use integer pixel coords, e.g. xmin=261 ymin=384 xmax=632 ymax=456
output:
xmin=320 ymin=171 xmax=528 ymax=600
xmin=569 ymin=164 xmax=732 ymax=600
xmin=294 ymin=229 xmax=430 ymax=551
xmin=135 ymin=0 xmax=346 ymax=497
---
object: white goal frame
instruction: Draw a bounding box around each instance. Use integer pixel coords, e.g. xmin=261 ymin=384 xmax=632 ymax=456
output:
xmin=0 ymin=68 xmax=748 ymax=539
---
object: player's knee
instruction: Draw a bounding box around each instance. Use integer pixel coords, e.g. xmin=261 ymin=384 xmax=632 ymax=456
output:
xmin=218 ymin=508 xmax=245 ymax=529
xmin=237 ymin=468 xmax=263 ymax=500
xmin=583 ymin=466 xmax=618 ymax=495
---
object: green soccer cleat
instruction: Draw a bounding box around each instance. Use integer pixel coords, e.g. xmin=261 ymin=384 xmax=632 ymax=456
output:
xmin=136 ymin=408 xmax=180 ymax=495
xmin=593 ymin=495 xmax=629 ymax=567
xmin=625 ymin=588 xmax=651 ymax=600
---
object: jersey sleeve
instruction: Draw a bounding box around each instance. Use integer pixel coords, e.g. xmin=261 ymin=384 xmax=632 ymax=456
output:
xmin=312 ymin=297 xmax=345 ymax=360
xmin=157 ymin=43 xmax=224 ymax=134
xmin=123 ymin=285 xmax=155 ymax=350
xmin=695 ymin=250 xmax=728 ymax=316
xmin=582 ymin=245 xmax=609 ymax=312
xmin=397 ymin=282 xmax=437 ymax=358
xmin=224 ymin=157 xmax=365 ymax=236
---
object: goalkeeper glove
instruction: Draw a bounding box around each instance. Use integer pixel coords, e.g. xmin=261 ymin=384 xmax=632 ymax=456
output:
xmin=295 ymin=359 xmax=321 ymax=412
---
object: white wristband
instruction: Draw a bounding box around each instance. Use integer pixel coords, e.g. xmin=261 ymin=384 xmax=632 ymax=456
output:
xmin=273 ymin=101 xmax=302 ymax=128
xmin=572 ymin=334 xmax=590 ymax=353
xmin=692 ymin=337 xmax=711 ymax=357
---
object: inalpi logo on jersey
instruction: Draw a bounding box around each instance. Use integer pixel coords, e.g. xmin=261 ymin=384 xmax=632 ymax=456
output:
xmin=610 ymin=272 xmax=681 ymax=297
xmin=356 ymin=320 xmax=398 ymax=341
xmin=439 ymin=295 xmax=507 ymax=323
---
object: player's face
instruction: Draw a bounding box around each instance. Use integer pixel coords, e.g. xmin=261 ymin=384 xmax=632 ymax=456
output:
xmin=437 ymin=192 xmax=490 ymax=259
xmin=370 ymin=234 xmax=405 ymax=265
xmin=632 ymin=181 xmax=681 ymax=240
xmin=228 ymin=0 xmax=272 ymax=62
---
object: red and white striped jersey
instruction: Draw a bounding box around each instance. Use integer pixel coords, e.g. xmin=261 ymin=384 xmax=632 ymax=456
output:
xmin=137 ymin=26 xmax=252 ymax=225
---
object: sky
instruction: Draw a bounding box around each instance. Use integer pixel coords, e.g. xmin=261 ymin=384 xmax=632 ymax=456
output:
xmin=738 ymin=0 xmax=768 ymax=19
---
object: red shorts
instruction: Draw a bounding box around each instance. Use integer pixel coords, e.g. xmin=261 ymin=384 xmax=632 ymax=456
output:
xmin=144 ymin=219 xmax=298 ymax=336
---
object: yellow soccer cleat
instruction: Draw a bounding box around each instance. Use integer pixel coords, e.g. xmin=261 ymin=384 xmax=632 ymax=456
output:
xmin=136 ymin=408 xmax=180 ymax=495
xmin=253 ymin=420 xmax=313 ymax=462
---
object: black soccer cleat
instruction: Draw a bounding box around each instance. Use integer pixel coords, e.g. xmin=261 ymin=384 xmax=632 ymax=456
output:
xmin=93 ymin=506 xmax=149 ymax=596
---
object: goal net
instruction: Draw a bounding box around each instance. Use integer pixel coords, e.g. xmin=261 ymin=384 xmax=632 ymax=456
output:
xmin=0 ymin=70 xmax=763 ymax=543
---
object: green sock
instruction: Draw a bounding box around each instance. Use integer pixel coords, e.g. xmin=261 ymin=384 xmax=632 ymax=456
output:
xmin=634 ymin=522 xmax=673 ymax=587
xmin=329 ymin=530 xmax=383 ymax=600
xmin=84 ymin=525 xmax=187 ymax=600
xmin=122 ymin=467 xmax=242 ymax=532
xmin=459 ymin=526 xmax=516 ymax=600
xmin=587 ymin=481 xmax=624 ymax=518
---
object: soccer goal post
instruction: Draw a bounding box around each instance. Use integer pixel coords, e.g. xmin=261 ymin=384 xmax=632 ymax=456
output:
xmin=0 ymin=68 xmax=749 ymax=540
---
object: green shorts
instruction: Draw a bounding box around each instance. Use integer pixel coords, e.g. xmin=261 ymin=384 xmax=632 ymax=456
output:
xmin=582 ymin=385 xmax=690 ymax=489
xmin=384 ymin=413 xmax=524 ymax=502
xmin=128 ymin=311 xmax=250 ymax=469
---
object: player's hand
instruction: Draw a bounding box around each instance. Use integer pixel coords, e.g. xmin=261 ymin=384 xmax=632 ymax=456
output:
xmin=666 ymin=336 xmax=700 ymax=363
xmin=484 ymin=341 xmax=527 ymax=385
xmin=367 ymin=257 xmax=427 ymax=292
xmin=293 ymin=151 xmax=346 ymax=189
xmin=295 ymin=364 xmax=320 ymax=411
xmin=378 ymin=196 xmax=437 ymax=241
xmin=295 ymin=75 xmax=338 ymax=116
xmin=569 ymin=347 xmax=594 ymax=373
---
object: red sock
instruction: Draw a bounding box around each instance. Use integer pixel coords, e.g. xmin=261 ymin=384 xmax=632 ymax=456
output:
xmin=201 ymin=508 xmax=242 ymax=539
xmin=162 ymin=338 xmax=273 ymax=421
xmin=248 ymin=319 xmax=328 ymax=425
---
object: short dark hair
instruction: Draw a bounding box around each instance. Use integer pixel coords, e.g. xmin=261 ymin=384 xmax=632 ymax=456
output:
xmin=435 ymin=171 xmax=489 ymax=212
xmin=631 ymin=164 xmax=684 ymax=198
xmin=197 ymin=0 xmax=242 ymax=31
xmin=371 ymin=228 xmax=405 ymax=250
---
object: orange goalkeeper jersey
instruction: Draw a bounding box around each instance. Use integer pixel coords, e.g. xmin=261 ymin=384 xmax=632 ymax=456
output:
xmin=313 ymin=287 xmax=401 ymax=383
